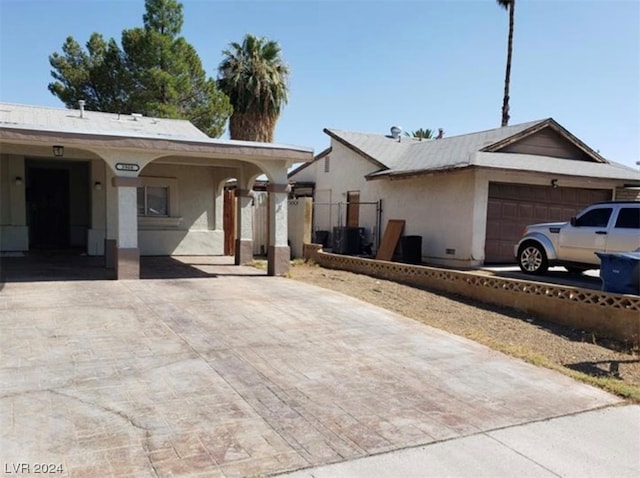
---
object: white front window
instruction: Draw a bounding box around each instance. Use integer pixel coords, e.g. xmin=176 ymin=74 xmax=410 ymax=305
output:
xmin=138 ymin=186 xmax=169 ymax=216
xmin=137 ymin=176 xmax=181 ymax=228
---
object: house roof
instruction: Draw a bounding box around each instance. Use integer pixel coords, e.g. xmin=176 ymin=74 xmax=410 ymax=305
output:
xmin=0 ymin=102 xmax=209 ymax=140
xmin=0 ymin=102 xmax=314 ymax=158
xmin=376 ymin=152 xmax=637 ymax=182
xmin=324 ymin=118 xmax=638 ymax=182
xmin=325 ymin=120 xmax=545 ymax=171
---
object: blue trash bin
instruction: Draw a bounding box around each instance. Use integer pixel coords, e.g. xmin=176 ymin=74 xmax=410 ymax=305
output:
xmin=595 ymin=252 xmax=640 ymax=295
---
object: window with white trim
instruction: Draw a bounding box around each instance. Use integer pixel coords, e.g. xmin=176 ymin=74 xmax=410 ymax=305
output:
xmin=137 ymin=186 xmax=169 ymax=216
xmin=137 ymin=176 xmax=181 ymax=227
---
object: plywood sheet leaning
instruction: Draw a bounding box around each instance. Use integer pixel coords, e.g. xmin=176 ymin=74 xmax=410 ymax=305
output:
xmin=376 ymin=219 xmax=405 ymax=261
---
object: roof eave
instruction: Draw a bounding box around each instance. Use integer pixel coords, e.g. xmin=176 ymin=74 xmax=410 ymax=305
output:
xmin=481 ymin=118 xmax=607 ymax=164
xmin=365 ymin=163 xmax=472 ymax=181
xmin=0 ymin=127 xmax=314 ymax=163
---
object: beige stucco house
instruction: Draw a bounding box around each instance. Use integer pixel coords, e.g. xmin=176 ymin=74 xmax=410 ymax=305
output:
xmin=289 ymin=118 xmax=639 ymax=267
xmin=0 ymin=103 xmax=313 ymax=278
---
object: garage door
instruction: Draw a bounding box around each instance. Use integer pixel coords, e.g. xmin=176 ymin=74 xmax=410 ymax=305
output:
xmin=485 ymin=183 xmax=611 ymax=263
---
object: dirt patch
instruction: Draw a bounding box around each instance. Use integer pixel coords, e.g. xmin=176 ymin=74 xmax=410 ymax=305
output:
xmin=289 ymin=262 xmax=640 ymax=400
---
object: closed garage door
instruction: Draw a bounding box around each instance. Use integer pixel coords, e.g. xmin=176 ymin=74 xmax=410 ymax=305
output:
xmin=485 ymin=183 xmax=611 ymax=263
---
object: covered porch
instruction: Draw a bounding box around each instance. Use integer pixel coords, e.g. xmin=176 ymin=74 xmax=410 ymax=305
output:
xmin=0 ymin=103 xmax=313 ymax=279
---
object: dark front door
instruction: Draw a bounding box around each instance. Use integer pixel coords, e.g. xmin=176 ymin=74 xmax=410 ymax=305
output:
xmin=28 ymin=168 xmax=70 ymax=249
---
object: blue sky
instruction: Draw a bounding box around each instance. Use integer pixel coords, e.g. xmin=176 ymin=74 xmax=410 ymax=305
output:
xmin=1 ymin=0 xmax=638 ymax=168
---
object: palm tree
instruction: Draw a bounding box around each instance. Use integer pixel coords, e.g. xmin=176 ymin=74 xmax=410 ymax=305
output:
xmin=218 ymin=34 xmax=289 ymax=142
xmin=405 ymin=128 xmax=434 ymax=140
xmin=497 ymin=0 xmax=515 ymax=127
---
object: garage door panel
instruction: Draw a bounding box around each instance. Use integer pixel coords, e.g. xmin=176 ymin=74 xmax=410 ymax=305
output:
xmin=502 ymin=202 xmax=518 ymax=219
xmin=548 ymin=206 xmax=563 ymax=219
xmin=561 ymin=188 xmax=578 ymax=203
xmin=534 ymin=188 xmax=549 ymax=201
xmin=534 ymin=205 xmax=549 ymax=221
xmin=518 ymin=203 xmax=534 ymax=220
xmin=485 ymin=183 xmax=612 ymax=263
xmin=487 ymin=200 xmax=502 ymax=217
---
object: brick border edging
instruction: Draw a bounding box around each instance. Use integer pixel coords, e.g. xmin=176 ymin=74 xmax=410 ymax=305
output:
xmin=303 ymin=243 xmax=640 ymax=345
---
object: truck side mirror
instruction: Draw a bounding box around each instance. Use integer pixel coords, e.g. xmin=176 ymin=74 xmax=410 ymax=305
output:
xmin=570 ymin=217 xmax=577 ymax=226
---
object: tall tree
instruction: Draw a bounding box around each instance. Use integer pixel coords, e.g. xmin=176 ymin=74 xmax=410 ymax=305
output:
xmin=218 ymin=34 xmax=289 ymax=142
xmin=497 ymin=0 xmax=515 ymax=127
xmin=48 ymin=0 xmax=231 ymax=137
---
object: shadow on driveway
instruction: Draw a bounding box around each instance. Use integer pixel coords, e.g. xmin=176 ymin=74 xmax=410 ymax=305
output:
xmin=0 ymin=253 xmax=263 ymax=283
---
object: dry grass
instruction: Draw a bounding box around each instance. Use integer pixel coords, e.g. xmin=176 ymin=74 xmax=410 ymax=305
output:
xmin=288 ymin=262 xmax=640 ymax=402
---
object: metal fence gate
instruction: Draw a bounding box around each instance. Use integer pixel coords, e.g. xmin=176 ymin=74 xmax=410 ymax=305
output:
xmin=312 ymin=197 xmax=382 ymax=255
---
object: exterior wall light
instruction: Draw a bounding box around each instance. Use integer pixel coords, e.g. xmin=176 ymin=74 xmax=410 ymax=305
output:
xmin=94 ymin=181 xmax=103 ymax=191
xmin=550 ymin=179 xmax=558 ymax=189
xmin=53 ymin=145 xmax=64 ymax=157
xmin=14 ymin=176 xmax=23 ymax=186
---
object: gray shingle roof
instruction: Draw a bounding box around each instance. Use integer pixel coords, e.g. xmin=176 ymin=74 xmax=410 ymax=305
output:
xmin=327 ymin=119 xmax=545 ymax=173
xmin=326 ymin=119 xmax=639 ymax=182
xmin=385 ymin=119 xmax=547 ymax=174
xmin=324 ymin=128 xmax=420 ymax=169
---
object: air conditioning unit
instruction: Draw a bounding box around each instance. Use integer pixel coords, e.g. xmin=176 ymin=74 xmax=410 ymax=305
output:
xmin=332 ymin=227 xmax=364 ymax=255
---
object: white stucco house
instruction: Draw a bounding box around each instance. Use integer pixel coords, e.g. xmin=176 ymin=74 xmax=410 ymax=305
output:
xmin=0 ymin=103 xmax=313 ymax=278
xmin=289 ymin=118 xmax=640 ymax=267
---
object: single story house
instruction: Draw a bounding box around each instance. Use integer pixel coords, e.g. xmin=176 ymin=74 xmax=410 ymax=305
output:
xmin=0 ymin=103 xmax=313 ymax=278
xmin=289 ymin=118 xmax=640 ymax=267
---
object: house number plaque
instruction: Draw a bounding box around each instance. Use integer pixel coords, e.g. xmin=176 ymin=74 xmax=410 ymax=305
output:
xmin=115 ymin=163 xmax=140 ymax=172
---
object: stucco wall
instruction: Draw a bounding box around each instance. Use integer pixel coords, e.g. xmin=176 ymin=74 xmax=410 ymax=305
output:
xmin=291 ymin=141 xmax=480 ymax=265
xmin=1 ymin=155 xmax=12 ymax=225
xmin=304 ymin=141 xmax=381 ymax=244
xmin=137 ymin=163 xmax=223 ymax=256
xmin=87 ymin=159 xmax=107 ymax=255
xmin=368 ymin=170 xmax=478 ymax=266
xmin=1 ymin=154 xmax=28 ymax=251
xmin=290 ymin=161 xmax=318 ymax=183
xmin=288 ymin=197 xmax=312 ymax=258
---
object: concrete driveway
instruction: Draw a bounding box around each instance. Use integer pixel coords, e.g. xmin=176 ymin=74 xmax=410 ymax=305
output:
xmin=0 ymin=258 xmax=625 ymax=477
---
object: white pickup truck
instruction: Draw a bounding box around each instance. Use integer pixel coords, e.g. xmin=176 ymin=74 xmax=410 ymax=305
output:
xmin=514 ymin=201 xmax=640 ymax=274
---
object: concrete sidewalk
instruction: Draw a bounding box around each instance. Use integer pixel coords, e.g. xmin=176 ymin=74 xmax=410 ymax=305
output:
xmin=0 ymin=257 xmax=633 ymax=477
xmin=279 ymin=405 xmax=640 ymax=477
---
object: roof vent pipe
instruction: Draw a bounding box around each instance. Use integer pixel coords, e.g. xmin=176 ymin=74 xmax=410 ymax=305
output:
xmin=390 ymin=126 xmax=403 ymax=140
xmin=78 ymin=99 xmax=86 ymax=118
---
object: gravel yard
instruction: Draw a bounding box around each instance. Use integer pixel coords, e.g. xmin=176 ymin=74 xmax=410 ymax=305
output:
xmin=288 ymin=262 xmax=640 ymax=401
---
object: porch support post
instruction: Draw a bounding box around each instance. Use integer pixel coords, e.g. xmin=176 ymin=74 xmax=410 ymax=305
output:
xmin=112 ymin=176 xmax=142 ymax=279
xmin=267 ymin=183 xmax=290 ymax=276
xmin=234 ymin=188 xmax=253 ymax=265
